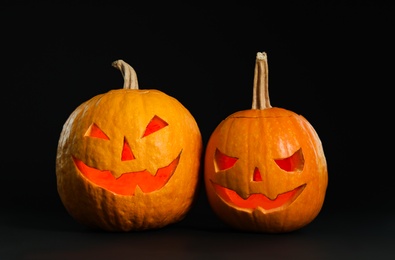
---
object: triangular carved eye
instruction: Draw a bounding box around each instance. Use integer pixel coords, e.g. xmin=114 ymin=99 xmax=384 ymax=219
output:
xmin=274 ymin=148 xmax=304 ymax=172
xmin=142 ymin=115 xmax=168 ymax=137
xmin=214 ymin=148 xmax=238 ymax=172
xmin=84 ymin=123 xmax=109 ymax=140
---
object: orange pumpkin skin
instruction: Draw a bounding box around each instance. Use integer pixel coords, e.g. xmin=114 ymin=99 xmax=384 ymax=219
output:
xmin=204 ymin=53 xmax=328 ymax=233
xmin=56 ymin=61 xmax=202 ymax=231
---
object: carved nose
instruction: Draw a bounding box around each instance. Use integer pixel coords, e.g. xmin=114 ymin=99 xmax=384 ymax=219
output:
xmin=121 ymin=137 xmax=135 ymax=161
xmin=253 ymin=167 xmax=263 ymax=182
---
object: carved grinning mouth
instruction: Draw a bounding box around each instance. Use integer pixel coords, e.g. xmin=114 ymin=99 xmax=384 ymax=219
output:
xmin=211 ymin=181 xmax=306 ymax=212
xmin=73 ymin=152 xmax=181 ymax=196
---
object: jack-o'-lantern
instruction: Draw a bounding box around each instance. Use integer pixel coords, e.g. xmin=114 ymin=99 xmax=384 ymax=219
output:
xmin=204 ymin=52 xmax=328 ymax=233
xmin=56 ymin=60 xmax=202 ymax=232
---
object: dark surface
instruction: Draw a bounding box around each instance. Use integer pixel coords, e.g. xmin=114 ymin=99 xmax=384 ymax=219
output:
xmin=1 ymin=1 xmax=394 ymax=259
xmin=2 ymin=185 xmax=395 ymax=259
xmin=2 ymin=192 xmax=395 ymax=259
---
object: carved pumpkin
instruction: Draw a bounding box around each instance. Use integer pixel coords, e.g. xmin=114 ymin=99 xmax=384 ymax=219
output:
xmin=204 ymin=52 xmax=328 ymax=233
xmin=56 ymin=60 xmax=202 ymax=231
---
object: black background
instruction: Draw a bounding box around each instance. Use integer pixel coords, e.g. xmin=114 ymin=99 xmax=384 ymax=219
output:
xmin=1 ymin=1 xmax=394 ymax=259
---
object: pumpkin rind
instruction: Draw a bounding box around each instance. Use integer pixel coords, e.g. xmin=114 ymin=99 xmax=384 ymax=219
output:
xmin=56 ymin=61 xmax=202 ymax=231
xmin=204 ymin=52 xmax=328 ymax=233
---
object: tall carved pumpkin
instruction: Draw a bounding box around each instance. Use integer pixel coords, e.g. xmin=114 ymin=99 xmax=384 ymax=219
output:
xmin=204 ymin=52 xmax=328 ymax=233
xmin=56 ymin=60 xmax=202 ymax=231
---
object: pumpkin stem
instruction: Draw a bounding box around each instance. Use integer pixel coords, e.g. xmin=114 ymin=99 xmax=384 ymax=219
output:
xmin=252 ymin=52 xmax=271 ymax=109
xmin=112 ymin=60 xmax=139 ymax=90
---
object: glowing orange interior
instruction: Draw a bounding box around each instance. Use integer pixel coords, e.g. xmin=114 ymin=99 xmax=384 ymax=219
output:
xmin=73 ymin=153 xmax=181 ymax=196
xmin=84 ymin=123 xmax=109 ymax=139
xmin=75 ymin=116 xmax=177 ymax=195
xmin=212 ymin=181 xmax=306 ymax=210
xmin=142 ymin=115 xmax=168 ymax=137
xmin=214 ymin=149 xmax=238 ymax=171
xmin=121 ymin=137 xmax=135 ymax=161
xmin=253 ymin=167 xmax=262 ymax=181
xmin=211 ymin=147 xmax=305 ymax=210
xmin=274 ymin=148 xmax=304 ymax=172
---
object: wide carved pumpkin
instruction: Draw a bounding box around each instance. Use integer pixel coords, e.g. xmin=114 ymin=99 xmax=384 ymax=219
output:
xmin=56 ymin=60 xmax=202 ymax=231
xmin=204 ymin=52 xmax=328 ymax=233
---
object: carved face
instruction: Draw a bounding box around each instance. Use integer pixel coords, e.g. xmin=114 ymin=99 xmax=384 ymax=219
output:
xmin=211 ymin=147 xmax=306 ymax=211
xmin=72 ymin=115 xmax=180 ymax=196
xmin=57 ymin=89 xmax=202 ymax=231
xmin=204 ymin=108 xmax=328 ymax=233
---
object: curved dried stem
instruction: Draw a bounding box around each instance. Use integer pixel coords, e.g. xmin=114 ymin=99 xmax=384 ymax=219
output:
xmin=112 ymin=60 xmax=139 ymax=90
